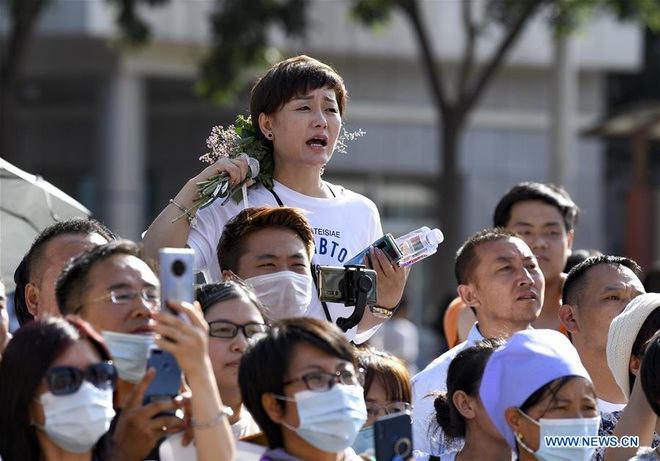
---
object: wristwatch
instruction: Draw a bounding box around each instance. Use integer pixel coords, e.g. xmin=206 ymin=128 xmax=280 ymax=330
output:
xmin=369 ymin=305 xmax=395 ymax=319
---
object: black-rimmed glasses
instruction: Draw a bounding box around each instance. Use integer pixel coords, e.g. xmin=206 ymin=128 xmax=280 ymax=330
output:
xmin=282 ymin=368 xmax=364 ymax=392
xmin=73 ymin=287 xmax=160 ymax=313
xmin=44 ymin=361 xmax=118 ymax=396
xmin=208 ymin=320 xmax=269 ymax=339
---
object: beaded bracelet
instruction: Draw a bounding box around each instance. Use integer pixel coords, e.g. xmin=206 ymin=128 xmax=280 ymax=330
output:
xmin=169 ymin=199 xmax=197 ymax=226
xmin=191 ymin=406 xmax=234 ymax=429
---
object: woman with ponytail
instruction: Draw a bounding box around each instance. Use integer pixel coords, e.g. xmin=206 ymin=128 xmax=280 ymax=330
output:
xmin=429 ymin=338 xmax=510 ymax=461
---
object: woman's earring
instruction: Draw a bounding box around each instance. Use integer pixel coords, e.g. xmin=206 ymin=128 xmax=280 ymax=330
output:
xmin=267 ymin=133 xmax=273 ymax=139
xmin=516 ymin=431 xmax=524 ymax=441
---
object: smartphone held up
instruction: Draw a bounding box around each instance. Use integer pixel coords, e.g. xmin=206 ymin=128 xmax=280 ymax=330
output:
xmin=142 ymin=248 xmax=196 ymax=410
xmin=159 ymin=247 xmax=195 ymax=316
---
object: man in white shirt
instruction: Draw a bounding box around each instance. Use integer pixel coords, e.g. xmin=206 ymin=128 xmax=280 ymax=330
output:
xmin=558 ymin=255 xmax=645 ymax=414
xmin=411 ymin=228 xmax=545 ymax=456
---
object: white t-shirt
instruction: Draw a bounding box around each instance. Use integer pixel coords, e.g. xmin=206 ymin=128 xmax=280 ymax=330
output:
xmin=231 ymin=407 xmax=261 ymax=439
xmin=596 ymin=398 xmax=626 ymax=414
xmin=159 ymin=410 xmax=262 ymax=461
xmin=188 ymin=180 xmax=383 ymax=343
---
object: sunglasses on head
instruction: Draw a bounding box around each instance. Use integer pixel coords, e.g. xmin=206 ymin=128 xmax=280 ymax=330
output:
xmin=43 ymin=361 xmax=118 ymax=396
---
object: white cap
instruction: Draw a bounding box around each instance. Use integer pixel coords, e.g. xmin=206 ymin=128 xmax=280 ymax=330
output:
xmin=425 ymin=228 xmax=444 ymax=246
xmin=607 ymin=292 xmax=660 ymax=398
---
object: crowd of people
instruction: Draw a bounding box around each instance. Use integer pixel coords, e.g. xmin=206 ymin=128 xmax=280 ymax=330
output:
xmin=0 ymin=54 xmax=658 ymax=461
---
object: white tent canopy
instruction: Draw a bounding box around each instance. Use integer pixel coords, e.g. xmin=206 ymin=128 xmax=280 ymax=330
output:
xmin=0 ymin=158 xmax=91 ymax=292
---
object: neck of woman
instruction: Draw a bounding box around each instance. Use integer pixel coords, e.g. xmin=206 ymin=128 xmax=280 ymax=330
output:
xmin=459 ymin=425 xmax=513 ymax=461
xmin=273 ymin=166 xmax=331 ymax=198
xmin=218 ymin=386 xmax=243 ymax=425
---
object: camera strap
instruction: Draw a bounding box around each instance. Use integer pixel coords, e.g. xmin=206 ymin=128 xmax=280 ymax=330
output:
xmin=311 ymin=264 xmax=334 ymax=324
xmin=267 ymin=185 xmax=345 ymax=329
xmin=266 ymin=183 xmax=336 ymax=207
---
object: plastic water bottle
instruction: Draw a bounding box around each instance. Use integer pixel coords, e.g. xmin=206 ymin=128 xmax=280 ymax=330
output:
xmin=395 ymin=226 xmax=444 ymax=267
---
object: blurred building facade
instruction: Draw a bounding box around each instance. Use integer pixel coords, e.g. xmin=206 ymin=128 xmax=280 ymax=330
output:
xmin=1 ymin=1 xmax=656 ymax=331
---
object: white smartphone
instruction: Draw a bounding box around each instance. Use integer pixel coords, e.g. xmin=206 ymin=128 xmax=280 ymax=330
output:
xmin=158 ymin=248 xmax=195 ymax=317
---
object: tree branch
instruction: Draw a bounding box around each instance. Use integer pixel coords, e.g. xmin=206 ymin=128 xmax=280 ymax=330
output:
xmin=0 ymin=0 xmax=48 ymax=88
xmin=397 ymin=0 xmax=449 ymax=111
xmin=461 ymin=0 xmax=540 ymax=114
xmin=458 ymin=0 xmax=477 ymax=99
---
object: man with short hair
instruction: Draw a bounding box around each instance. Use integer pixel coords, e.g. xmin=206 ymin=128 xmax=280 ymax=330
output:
xmin=14 ymin=218 xmax=115 ymax=325
xmin=492 ymin=181 xmax=578 ymax=330
xmin=56 ymin=240 xmax=159 ymax=334
xmin=558 ymin=255 xmax=645 ymax=413
xmin=412 ymin=228 xmax=545 ymax=456
xmin=216 ymin=206 xmax=314 ymax=324
xmin=56 ymin=240 xmax=184 ymax=461
xmin=217 ymin=206 xmax=393 ymax=334
xmin=445 ymin=182 xmax=578 ymax=344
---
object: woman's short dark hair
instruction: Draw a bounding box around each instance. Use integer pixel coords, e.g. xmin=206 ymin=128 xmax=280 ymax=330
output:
xmin=641 ymin=329 xmax=660 ymax=417
xmin=195 ymin=280 xmax=265 ymax=320
xmin=238 ymin=317 xmax=356 ymax=449
xmin=355 ymin=346 xmax=411 ymax=404
xmin=249 ymin=55 xmax=348 ymax=142
xmin=0 ymin=316 xmax=110 ymax=461
xmin=432 ymin=338 xmax=503 ymax=442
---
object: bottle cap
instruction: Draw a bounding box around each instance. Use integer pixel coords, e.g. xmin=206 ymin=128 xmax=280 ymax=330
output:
xmin=426 ymin=228 xmax=444 ymax=246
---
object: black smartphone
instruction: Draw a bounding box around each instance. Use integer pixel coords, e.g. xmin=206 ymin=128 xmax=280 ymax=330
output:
xmin=158 ymin=248 xmax=195 ymax=316
xmin=374 ymin=411 xmax=413 ymax=461
xmin=142 ymin=349 xmax=181 ymax=412
xmin=345 ymin=234 xmax=403 ymax=267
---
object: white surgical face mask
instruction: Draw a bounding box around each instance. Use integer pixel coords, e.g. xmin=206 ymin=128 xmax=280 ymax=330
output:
xmin=246 ymin=271 xmax=312 ymax=322
xmin=101 ymin=331 xmax=154 ymax=383
xmin=516 ymin=409 xmax=600 ymax=461
xmin=278 ymin=384 xmax=368 ymax=453
xmin=36 ymin=381 xmax=116 ymax=453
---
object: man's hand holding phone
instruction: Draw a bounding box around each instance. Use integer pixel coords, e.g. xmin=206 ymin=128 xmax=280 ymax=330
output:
xmin=110 ymin=368 xmax=185 ymax=461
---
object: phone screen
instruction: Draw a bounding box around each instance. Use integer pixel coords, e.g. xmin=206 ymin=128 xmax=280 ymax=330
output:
xmin=374 ymin=411 xmax=413 ymax=461
xmin=143 ymin=349 xmax=181 ymax=411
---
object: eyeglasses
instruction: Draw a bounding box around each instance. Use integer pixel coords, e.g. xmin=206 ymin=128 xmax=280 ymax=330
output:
xmin=208 ymin=320 xmax=269 ymax=339
xmin=366 ymin=402 xmax=411 ymax=418
xmin=283 ymin=368 xmax=364 ymax=392
xmin=43 ymin=362 xmax=118 ymax=396
xmin=73 ymin=287 xmax=160 ymax=313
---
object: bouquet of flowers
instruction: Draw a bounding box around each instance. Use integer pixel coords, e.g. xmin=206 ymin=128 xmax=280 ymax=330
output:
xmin=172 ymin=114 xmax=364 ymax=223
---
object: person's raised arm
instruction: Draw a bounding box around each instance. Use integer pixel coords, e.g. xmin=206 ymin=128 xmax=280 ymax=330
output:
xmin=142 ymin=158 xmax=249 ymax=261
xmin=152 ymin=300 xmax=235 ymax=461
xmin=603 ymin=370 xmax=656 ymax=461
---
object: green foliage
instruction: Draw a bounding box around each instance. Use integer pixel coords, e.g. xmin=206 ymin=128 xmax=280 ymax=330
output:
xmin=196 ymin=0 xmax=308 ymax=104
xmin=104 ymin=0 xmax=660 ymax=104
xmin=106 ymin=0 xmax=170 ymax=47
xmin=349 ymin=0 xmax=398 ymax=27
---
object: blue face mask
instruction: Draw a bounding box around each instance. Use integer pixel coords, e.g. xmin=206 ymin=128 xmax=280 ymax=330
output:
xmin=352 ymin=424 xmax=374 ymax=455
xmin=516 ymin=409 xmax=600 ymax=461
